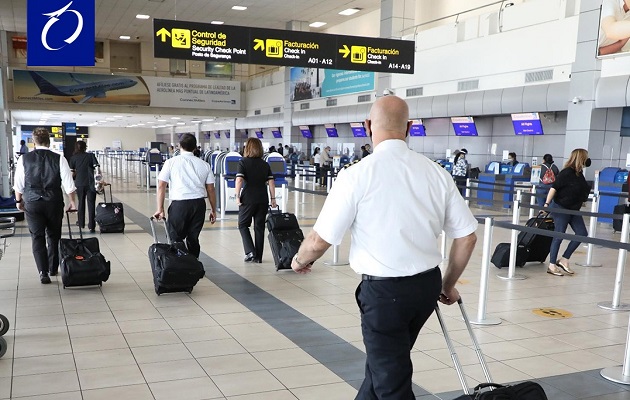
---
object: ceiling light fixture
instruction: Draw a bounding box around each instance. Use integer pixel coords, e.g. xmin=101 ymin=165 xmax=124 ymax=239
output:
xmin=177 ymin=122 xmax=186 ymax=125
xmin=119 ymin=35 xmax=131 ymax=40
xmin=136 ymin=14 xmax=150 ymax=19
xmin=171 ymin=117 xmax=181 ymax=120
xmin=339 ymin=8 xmax=361 ymax=16
xmin=157 ymin=119 xmax=167 ymax=122
xmin=309 ymin=22 xmax=327 ymax=28
xmin=231 ymin=5 xmax=247 ymax=11
xmin=211 ymin=21 xmax=224 ymax=25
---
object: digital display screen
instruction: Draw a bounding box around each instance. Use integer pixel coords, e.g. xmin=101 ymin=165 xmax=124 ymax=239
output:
xmin=203 ymin=132 xmax=211 ymax=139
xmin=213 ymin=132 xmax=221 ymax=139
xmin=511 ymin=113 xmax=544 ymax=135
xmin=224 ymin=131 xmax=231 ymax=139
xmin=255 ymin=130 xmax=264 ymax=139
xmin=299 ymin=125 xmax=312 ymax=138
xmin=269 ymin=161 xmax=285 ymax=174
xmin=451 ymin=117 xmax=478 ymax=136
xmin=225 ymin=160 xmax=240 ymax=173
xmin=271 ymin=129 xmax=282 ymax=138
xmin=409 ymin=119 xmax=426 ymax=137
xmin=350 ymin=122 xmax=367 ymax=137
xmin=325 ymin=124 xmax=338 ymax=138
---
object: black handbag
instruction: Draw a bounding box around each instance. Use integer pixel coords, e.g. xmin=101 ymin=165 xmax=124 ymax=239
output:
xmin=452 ymin=382 xmax=548 ymax=399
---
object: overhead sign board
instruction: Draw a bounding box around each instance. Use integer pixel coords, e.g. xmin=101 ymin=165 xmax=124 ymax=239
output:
xmin=154 ymin=19 xmax=415 ymax=74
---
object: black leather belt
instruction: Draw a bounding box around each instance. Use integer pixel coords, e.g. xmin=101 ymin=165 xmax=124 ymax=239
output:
xmin=362 ymin=267 xmax=438 ymax=281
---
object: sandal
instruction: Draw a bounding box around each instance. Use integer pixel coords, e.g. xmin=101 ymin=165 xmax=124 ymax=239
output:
xmin=547 ymin=264 xmax=564 ymax=276
xmin=557 ymin=261 xmax=575 ymax=275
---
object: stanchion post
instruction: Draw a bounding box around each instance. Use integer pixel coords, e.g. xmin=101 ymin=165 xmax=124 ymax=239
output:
xmin=601 ymin=311 xmax=630 ymax=384
xmin=281 ymin=184 xmax=287 ymax=213
xmin=470 ymin=217 xmax=501 ymax=326
xmin=327 ymin=170 xmax=332 ymax=193
xmin=324 ymin=244 xmax=349 ymax=266
xmin=529 ymin=186 xmax=536 ymax=220
xmin=155 ymin=164 xmax=161 ymax=196
xmin=441 ymin=231 xmax=447 ymax=260
xmin=465 ymin=178 xmax=471 ymax=207
xmin=498 ymin=190 xmax=527 ymax=280
xmin=301 ymin=173 xmax=306 ymax=203
xmin=578 ymin=191 xmax=602 ymax=267
xmin=145 ymin=163 xmax=150 ymax=193
xmin=598 ymin=213 xmax=630 ymax=311
xmin=220 ymin=174 xmax=226 ymax=220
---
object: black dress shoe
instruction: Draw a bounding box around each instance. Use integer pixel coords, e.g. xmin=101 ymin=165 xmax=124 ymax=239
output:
xmin=89 ymin=229 xmax=95 ymax=233
xmin=253 ymin=259 xmax=262 ymax=263
xmin=50 ymin=269 xmax=58 ymax=277
xmin=244 ymin=252 xmax=255 ymax=262
xmin=39 ymin=272 xmax=51 ymax=284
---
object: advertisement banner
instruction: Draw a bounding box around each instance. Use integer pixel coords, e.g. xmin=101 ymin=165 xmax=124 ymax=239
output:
xmin=12 ymin=69 xmax=240 ymax=110
xmin=598 ymin=1 xmax=630 ymax=57
xmin=290 ymin=67 xmax=374 ymax=102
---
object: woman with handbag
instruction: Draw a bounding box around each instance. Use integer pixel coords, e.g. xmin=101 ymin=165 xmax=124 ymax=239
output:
xmin=543 ymin=149 xmax=591 ymax=276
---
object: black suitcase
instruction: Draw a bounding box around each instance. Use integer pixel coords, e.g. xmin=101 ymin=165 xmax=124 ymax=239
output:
xmin=437 ymin=299 xmax=548 ymax=400
xmin=266 ymin=207 xmax=299 ymax=232
xmin=491 ymin=243 xmax=528 ymax=269
xmin=95 ymin=184 xmax=125 ymax=233
xmin=59 ymin=211 xmax=111 ymax=288
xmin=268 ymin=228 xmax=304 ymax=270
xmin=518 ymin=214 xmax=554 ymax=262
xmin=613 ymin=204 xmax=630 ymax=232
xmin=148 ymin=217 xmax=205 ymax=295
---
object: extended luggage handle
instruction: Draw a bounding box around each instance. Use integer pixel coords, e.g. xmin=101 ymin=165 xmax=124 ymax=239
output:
xmin=65 ymin=210 xmax=84 ymax=241
xmin=149 ymin=216 xmax=171 ymax=244
xmin=434 ymin=298 xmax=494 ymax=395
xmin=102 ymin=183 xmax=113 ymax=203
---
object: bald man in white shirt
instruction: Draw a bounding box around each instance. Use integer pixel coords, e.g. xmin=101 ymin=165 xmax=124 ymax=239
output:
xmin=291 ymin=95 xmax=478 ymax=399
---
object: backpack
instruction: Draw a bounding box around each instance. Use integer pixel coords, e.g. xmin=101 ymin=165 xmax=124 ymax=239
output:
xmin=542 ymin=165 xmax=555 ymax=184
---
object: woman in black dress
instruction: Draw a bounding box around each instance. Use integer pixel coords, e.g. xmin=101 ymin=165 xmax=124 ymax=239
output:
xmin=69 ymin=141 xmax=101 ymax=233
xmin=235 ymin=138 xmax=277 ymax=263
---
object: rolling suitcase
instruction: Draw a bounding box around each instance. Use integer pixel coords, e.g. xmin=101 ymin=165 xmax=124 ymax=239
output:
xmin=59 ymin=211 xmax=111 ymax=288
xmin=266 ymin=207 xmax=303 ymax=270
xmin=613 ymin=204 xmax=630 ymax=232
xmin=518 ymin=213 xmax=554 ymax=263
xmin=437 ymin=299 xmax=548 ymax=400
xmin=95 ymin=184 xmax=125 ymax=233
xmin=491 ymin=243 xmax=528 ymax=269
xmin=148 ymin=217 xmax=205 ymax=295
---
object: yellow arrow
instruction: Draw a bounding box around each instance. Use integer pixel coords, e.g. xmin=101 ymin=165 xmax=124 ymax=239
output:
xmin=253 ymin=39 xmax=265 ymax=51
xmin=156 ymin=28 xmax=171 ymax=42
xmin=339 ymin=44 xmax=350 ymax=58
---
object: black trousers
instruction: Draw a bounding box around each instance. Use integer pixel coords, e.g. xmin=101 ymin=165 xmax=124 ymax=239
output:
xmin=238 ymin=202 xmax=268 ymax=259
xmin=355 ymin=267 xmax=442 ymax=400
xmin=76 ymin=185 xmax=97 ymax=230
xmin=166 ymin=198 xmax=206 ymax=258
xmin=25 ymin=200 xmax=65 ymax=275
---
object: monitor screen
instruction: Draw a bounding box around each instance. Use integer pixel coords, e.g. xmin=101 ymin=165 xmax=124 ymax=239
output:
xmin=225 ymin=160 xmax=240 ymax=173
xmin=203 ymin=132 xmax=211 ymax=140
xmin=350 ymin=122 xmax=367 ymax=137
xmin=299 ymin=125 xmax=312 ymax=138
xmin=224 ymin=131 xmax=231 ymax=139
xmin=213 ymin=132 xmax=221 ymax=139
xmin=409 ymin=119 xmax=426 ymax=137
xmin=325 ymin=124 xmax=338 ymax=138
xmin=271 ymin=129 xmax=282 ymax=139
xmin=511 ymin=113 xmax=544 ymax=135
xmin=451 ymin=117 xmax=478 ymax=136
xmin=268 ymin=161 xmax=285 ymax=174
xmin=255 ymin=130 xmax=264 ymax=139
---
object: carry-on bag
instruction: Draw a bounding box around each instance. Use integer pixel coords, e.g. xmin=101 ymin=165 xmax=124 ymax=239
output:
xmin=613 ymin=204 xmax=630 ymax=232
xmin=437 ymin=299 xmax=548 ymax=400
xmin=491 ymin=212 xmax=552 ymax=268
xmin=518 ymin=213 xmax=554 ymax=263
xmin=95 ymin=183 xmax=125 ymax=233
xmin=59 ymin=210 xmax=111 ymax=288
xmin=266 ymin=206 xmax=300 ymax=232
xmin=148 ymin=217 xmax=205 ymax=295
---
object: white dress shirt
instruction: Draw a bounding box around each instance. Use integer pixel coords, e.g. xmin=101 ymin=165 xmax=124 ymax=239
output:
xmin=13 ymin=146 xmax=76 ymax=195
xmin=158 ymin=150 xmax=214 ymax=200
xmin=313 ymin=139 xmax=478 ymax=277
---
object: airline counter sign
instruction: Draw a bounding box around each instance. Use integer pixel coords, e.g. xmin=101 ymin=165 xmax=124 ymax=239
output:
xmin=27 ymin=0 xmax=95 ymax=66
xmin=154 ymin=19 xmax=415 ymax=74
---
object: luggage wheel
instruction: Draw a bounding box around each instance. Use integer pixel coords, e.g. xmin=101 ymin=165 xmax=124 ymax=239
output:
xmin=0 ymin=314 xmax=9 ymax=336
xmin=0 ymin=337 xmax=7 ymax=359
xmin=187 ymin=288 xmax=193 ymax=294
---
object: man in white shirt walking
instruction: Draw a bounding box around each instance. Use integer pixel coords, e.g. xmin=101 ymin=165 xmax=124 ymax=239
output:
xmin=291 ymin=95 xmax=478 ymax=399
xmin=154 ymin=133 xmax=216 ymax=258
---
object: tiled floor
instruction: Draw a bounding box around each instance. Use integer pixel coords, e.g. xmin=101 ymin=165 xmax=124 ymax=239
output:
xmin=2 ymin=174 xmax=630 ymax=399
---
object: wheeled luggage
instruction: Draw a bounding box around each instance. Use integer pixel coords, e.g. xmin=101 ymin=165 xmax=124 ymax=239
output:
xmin=266 ymin=207 xmax=303 ymax=270
xmin=95 ymin=184 xmax=125 ymax=233
xmin=148 ymin=217 xmax=205 ymax=295
xmin=59 ymin=211 xmax=111 ymax=288
xmin=518 ymin=214 xmax=554 ymax=263
xmin=491 ymin=212 xmax=553 ymax=268
xmin=613 ymin=204 xmax=630 ymax=232
xmin=437 ymin=299 xmax=548 ymax=400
